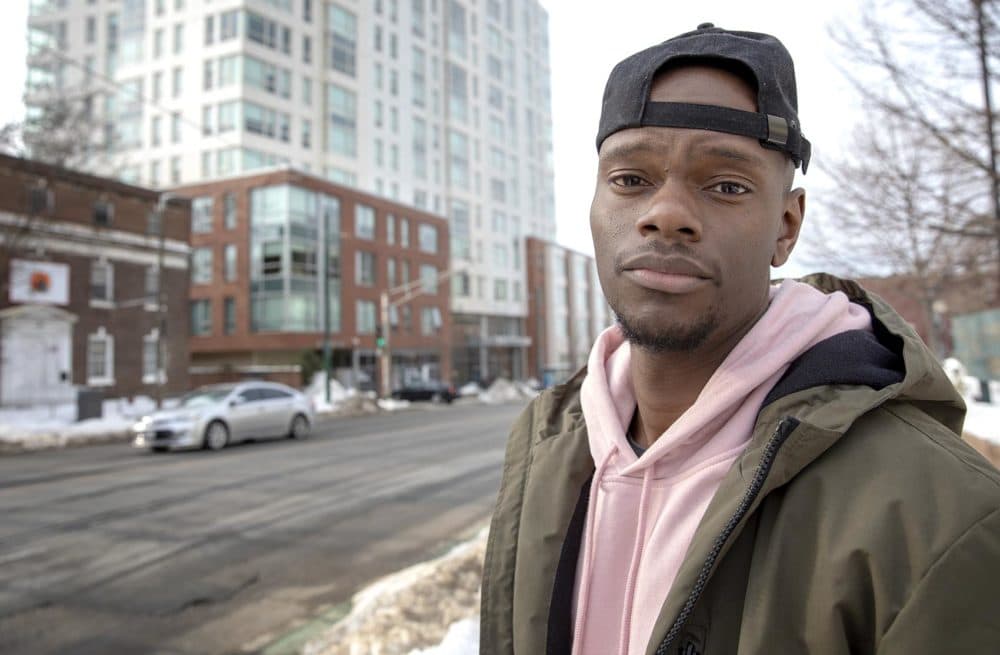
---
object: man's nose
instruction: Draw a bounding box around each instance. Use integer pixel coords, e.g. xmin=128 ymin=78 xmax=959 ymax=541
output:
xmin=635 ymin=181 xmax=702 ymax=241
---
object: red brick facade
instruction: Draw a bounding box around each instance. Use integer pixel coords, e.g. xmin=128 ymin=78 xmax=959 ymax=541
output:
xmin=174 ymin=168 xmax=452 ymax=388
xmin=0 ymin=153 xmax=192 ymax=403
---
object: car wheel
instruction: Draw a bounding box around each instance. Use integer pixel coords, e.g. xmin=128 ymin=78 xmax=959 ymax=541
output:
xmin=204 ymin=421 xmax=229 ymax=451
xmin=430 ymin=392 xmax=443 ymax=404
xmin=288 ymin=414 xmax=310 ymax=439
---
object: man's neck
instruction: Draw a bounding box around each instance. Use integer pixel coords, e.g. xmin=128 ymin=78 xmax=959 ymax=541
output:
xmin=628 ymin=310 xmax=767 ymax=449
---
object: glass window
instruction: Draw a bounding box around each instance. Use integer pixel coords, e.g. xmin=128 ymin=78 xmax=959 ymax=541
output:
xmin=421 ymin=307 xmax=441 ymax=335
xmin=192 ymin=196 xmax=214 ymax=233
xmin=192 ymin=247 xmax=213 ymax=284
xmin=326 ymin=84 xmax=356 ymax=156
xmin=386 ymin=214 xmax=395 ymax=245
xmin=327 ymin=5 xmax=357 ymax=76
xmin=218 ymin=55 xmax=238 ymax=86
xmin=172 ymin=66 xmax=183 ymax=97
xmin=224 ymin=244 xmax=237 ymax=281
xmin=400 ymin=218 xmax=409 ymax=247
xmin=418 ymin=224 xmax=437 ymax=254
xmin=87 ymin=328 xmax=114 ymax=383
xmin=355 ymin=250 xmax=376 ymax=286
xmin=412 ymin=46 xmax=426 ymax=106
xmin=448 ymin=63 xmax=467 ymax=123
xmin=355 ymin=204 xmax=375 ymax=239
xmin=224 ymin=192 xmax=237 ymax=229
xmin=420 ymin=264 xmax=438 ymax=293
xmin=356 ymin=299 xmax=376 ymax=334
xmin=90 ymin=260 xmax=112 ymax=302
xmin=145 ymin=266 xmax=159 ymax=301
xmin=494 ymin=278 xmax=508 ymax=301
xmin=191 ymin=299 xmax=212 ymax=335
xmin=449 ymin=129 xmax=469 ymax=189
xmin=448 ymin=0 xmax=466 ymax=58
xmin=142 ymin=330 xmax=160 ymax=382
xmin=224 ymin=297 xmax=236 ymax=334
xmin=173 ymin=23 xmax=183 ymax=53
xmin=204 ymin=15 xmax=214 ymax=45
xmin=220 ymin=9 xmax=239 ymax=40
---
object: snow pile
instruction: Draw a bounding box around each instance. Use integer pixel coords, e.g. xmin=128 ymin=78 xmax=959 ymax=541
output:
xmin=964 ymin=400 xmax=1000 ymax=445
xmin=407 ymin=619 xmax=479 ymax=655
xmin=377 ymin=398 xmax=412 ymax=411
xmin=0 ymin=395 xmax=165 ymax=452
xmin=458 ymin=382 xmax=483 ymax=397
xmin=305 ymin=372 xmax=351 ymax=413
xmin=478 ymin=378 xmax=532 ymax=404
xmin=303 ymin=528 xmax=487 ymax=655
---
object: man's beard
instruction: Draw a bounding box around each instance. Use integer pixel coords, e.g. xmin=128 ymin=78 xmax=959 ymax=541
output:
xmin=614 ymin=307 xmax=719 ymax=353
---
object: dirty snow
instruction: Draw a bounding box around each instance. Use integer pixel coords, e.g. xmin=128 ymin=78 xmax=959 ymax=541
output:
xmin=479 ymin=378 xmax=538 ymax=404
xmin=303 ymin=528 xmax=487 ymax=655
xmin=964 ymin=399 xmax=1000 ymax=444
xmin=0 ymin=396 xmax=168 ymax=451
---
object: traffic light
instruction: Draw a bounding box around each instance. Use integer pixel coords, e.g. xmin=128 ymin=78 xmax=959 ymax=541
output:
xmin=376 ymin=324 xmax=386 ymax=349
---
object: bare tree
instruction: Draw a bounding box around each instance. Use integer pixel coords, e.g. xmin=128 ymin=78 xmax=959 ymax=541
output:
xmin=814 ymin=0 xmax=1000 ymax=301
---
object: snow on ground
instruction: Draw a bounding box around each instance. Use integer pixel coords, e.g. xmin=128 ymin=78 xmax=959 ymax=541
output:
xmin=964 ymin=399 xmax=1000 ymax=445
xmin=408 ymin=619 xmax=479 ymax=655
xmin=0 ymin=395 xmax=168 ymax=451
xmin=303 ymin=528 xmax=487 ymax=655
xmin=478 ymin=378 xmax=538 ymax=404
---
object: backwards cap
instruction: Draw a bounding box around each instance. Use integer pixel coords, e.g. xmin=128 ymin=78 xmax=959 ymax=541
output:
xmin=596 ymin=23 xmax=811 ymax=173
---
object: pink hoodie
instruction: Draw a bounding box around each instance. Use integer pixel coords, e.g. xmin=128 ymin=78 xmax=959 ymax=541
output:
xmin=573 ymin=280 xmax=873 ymax=655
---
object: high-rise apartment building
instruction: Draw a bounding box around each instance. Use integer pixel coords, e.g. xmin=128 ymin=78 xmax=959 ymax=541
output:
xmin=25 ymin=0 xmax=555 ymax=383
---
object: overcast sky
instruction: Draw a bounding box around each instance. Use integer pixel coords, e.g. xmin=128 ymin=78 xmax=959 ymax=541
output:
xmin=0 ymin=1 xmax=863 ymax=278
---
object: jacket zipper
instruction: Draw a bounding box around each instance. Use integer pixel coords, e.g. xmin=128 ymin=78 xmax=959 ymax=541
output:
xmin=654 ymin=417 xmax=799 ymax=655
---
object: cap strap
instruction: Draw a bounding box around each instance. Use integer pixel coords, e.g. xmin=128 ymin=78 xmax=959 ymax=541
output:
xmin=641 ymin=102 xmax=810 ymax=172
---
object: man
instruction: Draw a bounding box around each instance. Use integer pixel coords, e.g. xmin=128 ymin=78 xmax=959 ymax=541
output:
xmin=481 ymin=24 xmax=1000 ymax=655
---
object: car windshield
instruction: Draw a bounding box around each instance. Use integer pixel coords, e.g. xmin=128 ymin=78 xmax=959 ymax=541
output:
xmin=178 ymin=387 xmax=235 ymax=408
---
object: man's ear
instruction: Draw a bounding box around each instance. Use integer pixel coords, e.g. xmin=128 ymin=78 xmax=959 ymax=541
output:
xmin=772 ymin=187 xmax=805 ymax=267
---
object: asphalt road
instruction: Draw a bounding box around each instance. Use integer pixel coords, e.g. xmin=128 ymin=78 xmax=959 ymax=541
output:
xmin=0 ymin=400 xmax=525 ymax=655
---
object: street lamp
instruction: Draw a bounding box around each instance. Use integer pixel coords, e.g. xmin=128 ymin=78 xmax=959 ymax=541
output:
xmin=377 ymin=265 xmax=465 ymax=399
xmin=152 ymin=192 xmax=180 ymax=409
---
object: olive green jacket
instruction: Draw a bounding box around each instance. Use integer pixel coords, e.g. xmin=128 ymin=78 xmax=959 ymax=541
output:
xmin=481 ymin=274 xmax=1000 ymax=655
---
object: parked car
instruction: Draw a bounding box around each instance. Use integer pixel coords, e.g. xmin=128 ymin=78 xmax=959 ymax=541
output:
xmin=132 ymin=381 xmax=315 ymax=452
xmin=391 ymin=380 xmax=457 ymax=404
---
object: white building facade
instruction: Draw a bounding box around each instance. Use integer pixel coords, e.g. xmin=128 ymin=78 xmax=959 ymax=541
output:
xmin=26 ymin=0 xmax=555 ymax=383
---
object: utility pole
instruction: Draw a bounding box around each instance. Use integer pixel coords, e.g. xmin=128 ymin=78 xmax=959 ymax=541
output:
xmin=377 ymin=266 xmax=465 ymax=399
xmin=318 ymin=198 xmax=331 ymax=404
xmin=153 ymin=192 xmax=179 ymax=409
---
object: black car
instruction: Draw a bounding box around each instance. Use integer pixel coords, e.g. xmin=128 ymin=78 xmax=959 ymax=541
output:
xmin=391 ymin=380 xmax=457 ymax=403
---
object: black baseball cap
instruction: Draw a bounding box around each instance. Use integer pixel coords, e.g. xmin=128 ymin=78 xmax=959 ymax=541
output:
xmin=596 ymin=23 xmax=811 ymax=173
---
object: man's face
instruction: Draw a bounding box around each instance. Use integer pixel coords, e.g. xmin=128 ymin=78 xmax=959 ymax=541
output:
xmin=590 ymin=65 xmax=804 ymax=353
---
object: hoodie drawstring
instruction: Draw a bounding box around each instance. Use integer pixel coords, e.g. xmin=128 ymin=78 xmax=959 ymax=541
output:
xmin=617 ymin=465 xmax=653 ymax=654
xmin=572 ymin=445 xmax=617 ymax=655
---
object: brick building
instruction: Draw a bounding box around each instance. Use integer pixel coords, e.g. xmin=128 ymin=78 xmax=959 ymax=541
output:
xmin=0 ymin=153 xmax=191 ymax=406
xmin=525 ymin=238 xmax=612 ymax=386
xmin=173 ymin=167 xmax=452 ymax=389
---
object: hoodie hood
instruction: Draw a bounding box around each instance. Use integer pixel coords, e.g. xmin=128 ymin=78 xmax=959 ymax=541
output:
xmin=581 ymin=279 xmax=875 ymax=481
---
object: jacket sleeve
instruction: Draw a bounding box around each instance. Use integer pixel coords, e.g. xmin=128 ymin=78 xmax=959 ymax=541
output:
xmin=877 ymin=506 xmax=1000 ymax=653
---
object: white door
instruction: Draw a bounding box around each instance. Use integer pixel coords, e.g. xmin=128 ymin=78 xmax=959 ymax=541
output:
xmin=1 ymin=309 xmax=74 ymax=406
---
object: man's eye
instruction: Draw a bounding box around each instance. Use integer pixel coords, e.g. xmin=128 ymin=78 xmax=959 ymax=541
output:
xmin=709 ymin=181 xmax=750 ymax=195
xmin=612 ymin=174 xmax=647 ymax=187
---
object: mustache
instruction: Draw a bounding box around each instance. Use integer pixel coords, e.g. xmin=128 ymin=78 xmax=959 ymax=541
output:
xmin=613 ymin=242 xmax=711 ymax=275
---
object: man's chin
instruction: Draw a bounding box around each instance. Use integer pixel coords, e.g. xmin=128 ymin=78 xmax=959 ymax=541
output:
xmin=615 ymin=312 xmax=717 ymax=353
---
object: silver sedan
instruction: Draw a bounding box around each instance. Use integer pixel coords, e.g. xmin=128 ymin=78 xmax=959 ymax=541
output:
xmin=132 ymin=381 xmax=315 ymax=452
